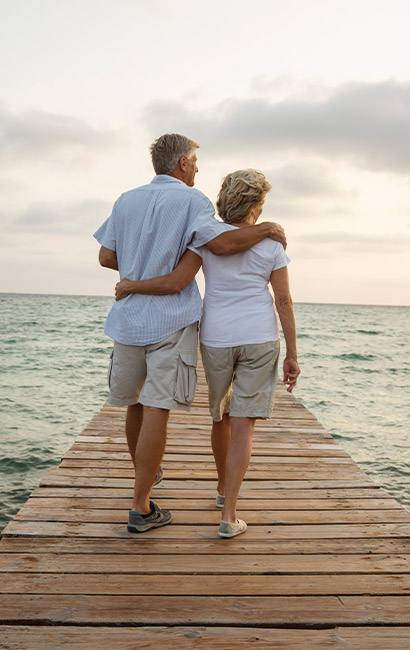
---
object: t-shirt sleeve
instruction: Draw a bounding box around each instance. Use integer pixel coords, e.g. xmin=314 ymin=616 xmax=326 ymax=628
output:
xmin=272 ymin=244 xmax=291 ymax=272
xmin=93 ymin=201 xmax=117 ymax=251
xmin=188 ymin=196 xmax=227 ymax=248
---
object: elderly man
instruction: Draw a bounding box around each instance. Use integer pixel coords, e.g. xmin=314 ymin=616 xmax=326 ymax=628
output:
xmin=94 ymin=133 xmax=286 ymax=533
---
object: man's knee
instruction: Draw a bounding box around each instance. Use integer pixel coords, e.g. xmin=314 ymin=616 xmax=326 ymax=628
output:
xmin=142 ymin=405 xmax=170 ymax=425
xmin=127 ymin=403 xmax=143 ymax=414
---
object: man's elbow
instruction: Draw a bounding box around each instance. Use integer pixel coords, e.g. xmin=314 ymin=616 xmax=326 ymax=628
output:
xmin=205 ymin=237 xmax=230 ymax=256
xmin=99 ymin=248 xmax=117 ymax=269
xmin=99 ymin=253 xmax=109 ymax=268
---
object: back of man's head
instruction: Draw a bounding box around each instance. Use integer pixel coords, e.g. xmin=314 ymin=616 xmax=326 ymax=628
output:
xmin=150 ymin=133 xmax=199 ymax=175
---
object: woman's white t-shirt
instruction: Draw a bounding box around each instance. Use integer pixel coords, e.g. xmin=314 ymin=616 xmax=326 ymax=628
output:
xmin=189 ymin=223 xmax=290 ymax=347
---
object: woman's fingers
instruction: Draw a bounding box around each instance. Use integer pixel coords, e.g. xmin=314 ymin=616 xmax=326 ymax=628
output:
xmin=283 ymin=358 xmax=301 ymax=392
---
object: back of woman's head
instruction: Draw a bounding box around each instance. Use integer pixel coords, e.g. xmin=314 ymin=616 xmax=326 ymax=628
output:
xmin=217 ymin=169 xmax=271 ymax=224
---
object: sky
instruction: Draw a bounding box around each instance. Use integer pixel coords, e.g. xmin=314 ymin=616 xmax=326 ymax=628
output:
xmin=1 ymin=0 xmax=409 ymax=305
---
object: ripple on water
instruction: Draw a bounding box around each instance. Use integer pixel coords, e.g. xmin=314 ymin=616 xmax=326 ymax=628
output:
xmin=338 ymin=353 xmax=377 ymax=361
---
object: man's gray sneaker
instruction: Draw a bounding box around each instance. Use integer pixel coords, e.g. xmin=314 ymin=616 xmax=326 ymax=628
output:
xmin=153 ymin=466 xmax=163 ymax=486
xmin=128 ymin=501 xmax=172 ymax=533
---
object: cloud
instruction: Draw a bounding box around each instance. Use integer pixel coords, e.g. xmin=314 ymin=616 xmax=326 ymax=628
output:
xmin=0 ymin=101 xmax=124 ymax=168
xmin=294 ymin=232 xmax=410 ymax=255
xmin=269 ymin=165 xmax=336 ymax=199
xmin=143 ymin=80 xmax=410 ymax=174
xmin=0 ymin=176 xmax=24 ymax=193
xmin=9 ymin=199 xmax=112 ymax=234
xmin=252 ymin=164 xmax=359 ymax=221
xmin=267 ymin=164 xmax=358 ymax=199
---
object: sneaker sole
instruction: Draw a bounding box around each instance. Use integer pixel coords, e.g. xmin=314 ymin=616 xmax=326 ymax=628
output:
xmin=127 ymin=514 xmax=172 ymax=534
xmin=218 ymin=529 xmax=246 ymax=538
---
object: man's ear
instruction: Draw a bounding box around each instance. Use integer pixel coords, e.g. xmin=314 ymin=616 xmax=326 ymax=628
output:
xmin=179 ymin=156 xmax=187 ymax=171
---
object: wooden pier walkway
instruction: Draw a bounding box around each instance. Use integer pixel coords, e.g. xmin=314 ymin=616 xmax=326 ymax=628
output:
xmin=1 ymin=360 xmax=410 ymax=648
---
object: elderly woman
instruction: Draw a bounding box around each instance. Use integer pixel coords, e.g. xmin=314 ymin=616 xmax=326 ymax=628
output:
xmin=116 ymin=169 xmax=300 ymax=538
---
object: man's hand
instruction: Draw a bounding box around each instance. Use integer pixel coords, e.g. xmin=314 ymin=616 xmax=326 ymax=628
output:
xmin=115 ymin=278 xmax=134 ymax=301
xmin=265 ymin=222 xmax=287 ymax=249
xmin=283 ymin=357 xmax=300 ymax=393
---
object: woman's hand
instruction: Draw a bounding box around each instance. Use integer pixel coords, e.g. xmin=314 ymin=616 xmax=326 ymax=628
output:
xmin=283 ymin=357 xmax=301 ymax=393
xmin=115 ymin=278 xmax=134 ymax=301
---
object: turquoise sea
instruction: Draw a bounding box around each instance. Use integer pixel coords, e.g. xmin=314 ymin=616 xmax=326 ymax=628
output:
xmin=1 ymin=293 xmax=409 ymax=531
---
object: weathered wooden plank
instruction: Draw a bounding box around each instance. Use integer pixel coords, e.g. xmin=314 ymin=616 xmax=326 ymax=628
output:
xmin=63 ymin=451 xmax=353 ymax=463
xmin=2 ymin=594 xmax=410 ymax=625
xmin=38 ymin=475 xmax=377 ymax=489
xmin=1 ymin=626 xmax=410 ymax=650
xmin=2 ymin=573 xmax=410 ymax=596
xmin=73 ymin=433 xmax=338 ymax=442
xmin=29 ymin=486 xmax=390 ymax=500
xmin=1 ymin=552 xmax=410 ymax=574
xmin=5 ymin=520 xmax=410 ymax=540
xmin=14 ymin=505 xmax=410 ymax=525
xmin=84 ymin=418 xmax=330 ymax=428
xmin=22 ymin=496 xmax=404 ymax=511
xmin=41 ymin=466 xmax=368 ymax=479
xmin=74 ymin=439 xmax=347 ymax=453
xmin=2 ymin=536 xmax=410 ymax=556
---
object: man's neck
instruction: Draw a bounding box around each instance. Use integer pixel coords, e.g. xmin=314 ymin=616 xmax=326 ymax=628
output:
xmin=167 ymin=171 xmax=186 ymax=184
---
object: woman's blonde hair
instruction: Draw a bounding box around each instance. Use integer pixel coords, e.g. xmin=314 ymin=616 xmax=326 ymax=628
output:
xmin=216 ymin=169 xmax=271 ymax=224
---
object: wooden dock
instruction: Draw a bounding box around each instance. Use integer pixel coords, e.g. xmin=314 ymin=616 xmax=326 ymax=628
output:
xmin=1 ymin=360 xmax=410 ymax=649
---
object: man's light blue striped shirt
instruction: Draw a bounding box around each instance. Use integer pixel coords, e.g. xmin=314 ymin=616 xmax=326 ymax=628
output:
xmin=94 ymin=175 xmax=226 ymax=346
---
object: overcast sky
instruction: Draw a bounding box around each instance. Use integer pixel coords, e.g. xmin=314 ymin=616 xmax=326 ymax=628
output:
xmin=1 ymin=0 xmax=409 ymax=305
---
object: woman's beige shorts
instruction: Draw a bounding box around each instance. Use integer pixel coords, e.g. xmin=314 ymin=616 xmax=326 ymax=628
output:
xmin=200 ymin=340 xmax=280 ymax=422
xmin=107 ymin=323 xmax=198 ymax=410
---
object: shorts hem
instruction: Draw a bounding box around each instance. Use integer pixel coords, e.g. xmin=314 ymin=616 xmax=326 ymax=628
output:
xmin=108 ymin=396 xmax=139 ymax=407
xmin=228 ymin=410 xmax=273 ymax=420
xmin=138 ymin=397 xmax=191 ymax=412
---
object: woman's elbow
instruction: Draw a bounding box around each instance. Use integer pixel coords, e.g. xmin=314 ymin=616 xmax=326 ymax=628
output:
xmin=275 ymin=293 xmax=293 ymax=311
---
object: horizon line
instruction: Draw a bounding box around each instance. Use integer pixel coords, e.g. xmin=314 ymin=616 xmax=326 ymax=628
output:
xmin=1 ymin=291 xmax=409 ymax=309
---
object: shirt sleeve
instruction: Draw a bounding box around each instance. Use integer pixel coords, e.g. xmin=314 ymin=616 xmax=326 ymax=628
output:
xmin=188 ymin=196 xmax=228 ymax=248
xmin=93 ymin=201 xmax=117 ymax=251
xmin=187 ymin=243 xmax=203 ymax=258
xmin=272 ymin=244 xmax=291 ymax=272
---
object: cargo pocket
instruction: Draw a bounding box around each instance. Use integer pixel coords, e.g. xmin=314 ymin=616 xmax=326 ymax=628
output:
xmin=107 ymin=350 xmax=114 ymax=388
xmin=174 ymin=353 xmax=197 ymax=405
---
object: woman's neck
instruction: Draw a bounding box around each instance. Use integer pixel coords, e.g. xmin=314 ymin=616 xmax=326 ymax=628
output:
xmin=228 ymin=220 xmax=252 ymax=229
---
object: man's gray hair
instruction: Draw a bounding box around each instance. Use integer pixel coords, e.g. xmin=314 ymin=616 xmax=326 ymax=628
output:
xmin=217 ymin=169 xmax=272 ymax=224
xmin=150 ymin=133 xmax=200 ymax=175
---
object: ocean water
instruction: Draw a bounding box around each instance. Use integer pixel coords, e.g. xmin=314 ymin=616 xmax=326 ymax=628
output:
xmin=1 ymin=294 xmax=409 ymax=531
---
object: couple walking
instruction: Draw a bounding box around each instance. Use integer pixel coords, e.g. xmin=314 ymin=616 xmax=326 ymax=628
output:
xmin=94 ymin=133 xmax=300 ymax=538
